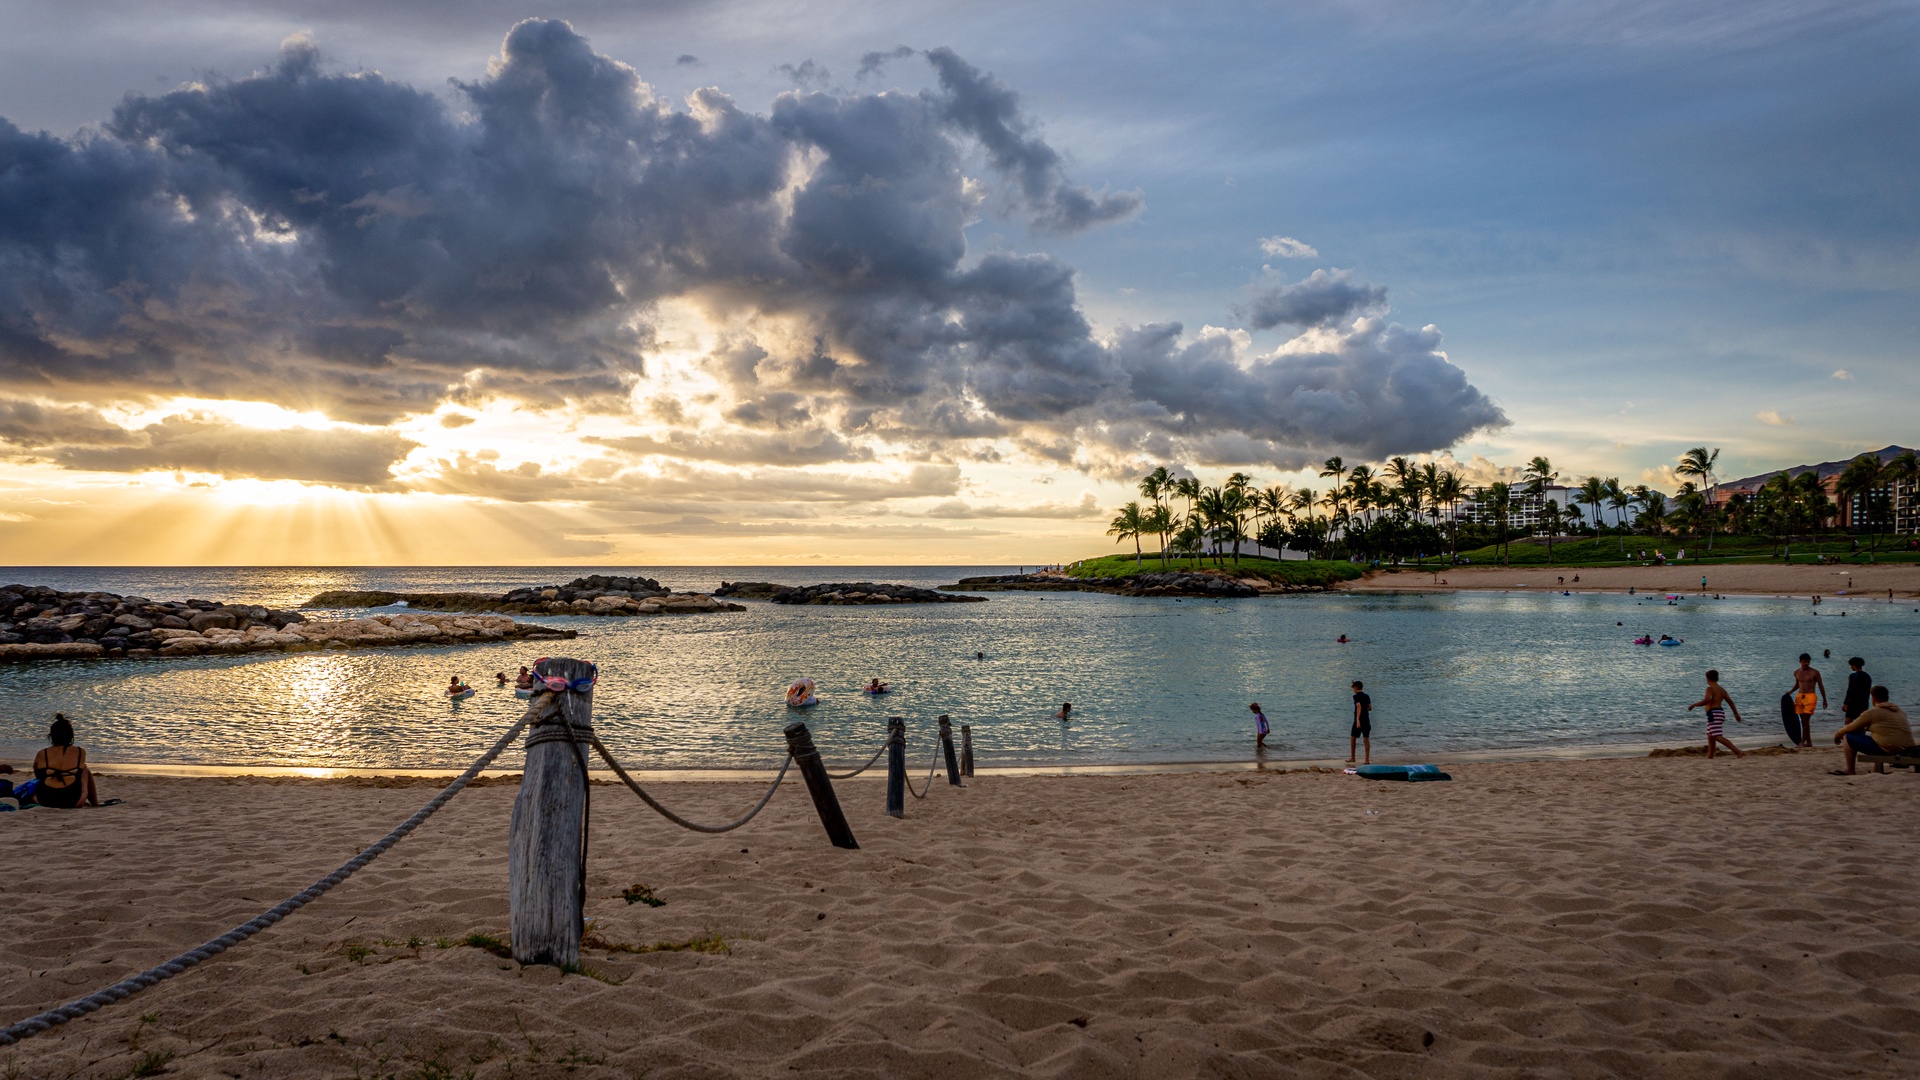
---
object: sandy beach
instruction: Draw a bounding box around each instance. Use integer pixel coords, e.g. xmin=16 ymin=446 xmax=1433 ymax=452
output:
xmin=4 ymin=752 xmax=1917 ymax=1078
xmin=1343 ymin=562 xmax=1920 ymax=598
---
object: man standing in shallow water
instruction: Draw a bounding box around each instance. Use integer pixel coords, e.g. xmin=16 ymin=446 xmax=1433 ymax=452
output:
xmin=1791 ymin=654 xmax=1826 ymax=748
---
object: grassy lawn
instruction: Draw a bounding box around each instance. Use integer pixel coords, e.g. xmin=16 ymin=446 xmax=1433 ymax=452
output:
xmin=1067 ymin=553 xmax=1366 ymax=587
xmin=1439 ymin=534 xmax=1920 ymax=568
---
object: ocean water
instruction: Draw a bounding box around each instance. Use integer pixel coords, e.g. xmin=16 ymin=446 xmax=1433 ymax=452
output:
xmin=2 ymin=566 xmax=1916 ymax=772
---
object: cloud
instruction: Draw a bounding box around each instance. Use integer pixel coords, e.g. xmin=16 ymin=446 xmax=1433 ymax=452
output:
xmin=1245 ymin=269 xmax=1389 ymax=329
xmin=0 ymin=400 xmax=142 ymax=448
xmin=919 ymin=492 xmax=1101 ymax=519
xmin=1259 ymin=236 xmax=1318 ymax=259
xmin=675 ymin=54 xmax=699 ymax=67
xmin=0 ymin=21 xmax=1503 ymax=483
xmin=1756 ymin=408 xmax=1794 ymax=426
xmin=52 ymin=415 xmax=419 ymax=485
xmin=1831 ymin=369 xmax=1852 ymax=380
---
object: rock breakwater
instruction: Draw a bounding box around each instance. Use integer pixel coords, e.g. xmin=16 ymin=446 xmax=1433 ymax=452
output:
xmin=945 ymin=572 xmax=1263 ymax=598
xmin=713 ymin=581 xmax=987 ymax=605
xmin=307 ymin=575 xmax=745 ymax=616
xmin=0 ymin=584 xmax=573 ymax=662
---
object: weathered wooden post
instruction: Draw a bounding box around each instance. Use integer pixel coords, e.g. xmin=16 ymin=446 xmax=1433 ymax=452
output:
xmin=960 ymin=723 xmax=974 ymax=777
xmin=885 ymin=717 xmax=906 ymax=819
xmin=508 ymin=656 xmax=595 ymax=967
xmin=784 ymin=722 xmax=858 ymax=849
xmin=939 ymin=714 xmax=963 ymax=786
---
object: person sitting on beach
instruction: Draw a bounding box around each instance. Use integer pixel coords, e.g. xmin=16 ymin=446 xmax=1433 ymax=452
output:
xmin=1830 ymin=685 xmax=1913 ymax=776
xmin=31 ymin=714 xmax=100 ymax=808
xmin=1250 ymin=702 xmax=1269 ymax=750
xmin=1686 ymin=670 xmax=1744 ymax=759
xmin=1055 ymin=702 xmax=1072 ymax=722
xmin=514 ymin=666 xmax=535 ymax=689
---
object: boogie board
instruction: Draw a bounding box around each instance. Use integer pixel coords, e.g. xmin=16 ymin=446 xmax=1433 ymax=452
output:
xmin=1780 ymin=692 xmax=1801 ymax=743
xmin=1354 ymin=764 xmax=1452 ymax=782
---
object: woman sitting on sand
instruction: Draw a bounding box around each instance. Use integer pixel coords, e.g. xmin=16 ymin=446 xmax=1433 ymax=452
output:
xmin=32 ymin=714 xmax=99 ymax=809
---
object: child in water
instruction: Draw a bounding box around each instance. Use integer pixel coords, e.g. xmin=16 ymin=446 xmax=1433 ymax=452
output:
xmin=1250 ymin=702 xmax=1269 ymax=749
xmin=1055 ymin=702 xmax=1072 ymax=723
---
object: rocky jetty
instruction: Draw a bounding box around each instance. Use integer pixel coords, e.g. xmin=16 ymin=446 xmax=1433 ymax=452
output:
xmin=0 ymin=584 xmax=572 ymax=662
xmin=715 ymin=581 xmax=987 ymax=605
xmin=945 ymin=572 xmax=1262 ymax=598
xmin=306 ymin=575 xmax=745 ymax=617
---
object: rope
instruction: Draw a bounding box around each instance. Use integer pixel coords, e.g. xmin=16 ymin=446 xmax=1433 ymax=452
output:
xmin=903 ymin=742 xmax=941 ymax=800
xmin=0 ymin=706 xmax=539 ymax=1048
xmin=826 ymin=733 xmax=898 ymax=780
xmin=588 ymin=734 xmax=792 ymax=833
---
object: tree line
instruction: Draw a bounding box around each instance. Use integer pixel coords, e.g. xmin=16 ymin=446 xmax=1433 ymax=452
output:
xmin=1106 ymin=446 xmax=1920 ymax=567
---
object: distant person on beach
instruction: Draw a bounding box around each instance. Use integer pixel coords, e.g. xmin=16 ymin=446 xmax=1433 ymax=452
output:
xmin=1250 ymin=703 xmax=1269 ymax=749
xmin=1791 ymin=654 xmax=1826 ymax=747
xmin=1830 ymin=686 xmax=1913 ymax=776
xmin=1055 ymin=702 xmax=1072 ymax=723
xmin=1686 ymin=670 xmax=1745 ymax=759
xmin=31 ymin=714 xmax=100 ymax=808
xmin=1842 ymin=658 xmax=1872 ymax=721
xmin=1349 ymin=681 xmax=1372 ymax=764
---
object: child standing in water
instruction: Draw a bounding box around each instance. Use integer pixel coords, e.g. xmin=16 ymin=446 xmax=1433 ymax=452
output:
xmin=1687 ymin=669 xmax=1745 ymax=758
xmin=1250 ymin=703 xmax=1269 ymax=749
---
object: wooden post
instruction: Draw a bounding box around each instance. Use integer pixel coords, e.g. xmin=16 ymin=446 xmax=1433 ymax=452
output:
xmin=960 ymin=723 xmax=974 ymax=777
xmin=784 ymin=722 xmax=858 ymax=849
xmin=885 ymin=717 xmax=905 ymax=819
xmin=939 ymin=715 xmax=963 ymax=786
xmin=508 ymin=656 xmax=595 ymax=967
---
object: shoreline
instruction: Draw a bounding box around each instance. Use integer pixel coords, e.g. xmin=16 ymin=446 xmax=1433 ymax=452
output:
xmin=74 ymin=736 xmax=1809 ymax=782
xmin=1338 ymin=562 xmax=1920 ymax=598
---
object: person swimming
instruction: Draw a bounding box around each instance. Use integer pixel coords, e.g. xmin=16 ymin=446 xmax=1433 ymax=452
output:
xmin=514 ymin=666 xmax=535 ymax=689
xmin=447 ymin=675 xmax=472 ymax=695
xmin=1336 ymin=634 xmax=1349 ymax=643
xmin=494 ymin=671 xmax=508 ymax=686
xmin=1055 ymin=702 xmax=1072 ymax=722
xmin=976 ymin=651 xmax=985 ymax=660
xmin=865 ymin=678 xmax=889 ymax=694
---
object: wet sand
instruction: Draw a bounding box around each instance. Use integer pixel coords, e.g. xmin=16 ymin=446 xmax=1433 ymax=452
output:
xmin=4 ymin=751 xmax=1917 ymax=1078
xmin=1344 ymin=562 xmax=1920 ymax=598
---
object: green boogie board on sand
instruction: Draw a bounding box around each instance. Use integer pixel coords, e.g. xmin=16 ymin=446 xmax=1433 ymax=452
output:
xmin=1355 ymin=764 xmax=1452 ymax=782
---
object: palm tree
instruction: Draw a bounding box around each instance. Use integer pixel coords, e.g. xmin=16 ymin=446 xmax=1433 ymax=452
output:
xmin=1605 ymin=478 xmax=1631 ymax=556
xmin=1676 ymin=447 xmax=1721 ymax=550
xmin=1108 ymin=502 xmax=1147 ymax=565
xmin=1254 ymin=486 xmax=1288 ymax=557
xmin=1577 ymin=476 xmax=1607 ymax=532
xmin=1522 ymin=456 xmax=1559 ymax=559
xmin=1430 ymin=469 xmax=1466 ymax=559
xmin=1220 ymin=485 xmax=1252 ymax=565
xmin=1318 ymin=457 xmax=1347 ymax=535
xmin=1139 ymin=466 xmax=1174 ymax=566
xmin=1142 ymin=503 xmax=1174 ymax=567
xmin=1884 ymin=449 xmax=1920 ymax=541
xmin=1486 ymin=482 xmax=1513 ymax=564
xmin=1835 ymin=454 xmax=1885 ymax=552
xmin=1794 ymin=470 xmax=1833 ymax=556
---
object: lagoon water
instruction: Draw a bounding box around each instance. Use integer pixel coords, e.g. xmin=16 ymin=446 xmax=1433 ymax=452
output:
xmin=3 ymin=566 xmax=1917 ymax=772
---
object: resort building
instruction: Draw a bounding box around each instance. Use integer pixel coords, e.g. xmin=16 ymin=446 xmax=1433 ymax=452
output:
xmin=1453 ymin=486 xmax=1578 ymax=534
xmin=1711 ymin=444 xmax=1918 ymax=534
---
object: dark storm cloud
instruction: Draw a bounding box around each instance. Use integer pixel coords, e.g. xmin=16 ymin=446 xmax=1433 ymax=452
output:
xmin=0 ymin=19 xmax=1504 ymax=472
xmin=0 ymin=399 xmax=141 ymax=447
xmin=54 ymin=415 xmax=418 ymax=485
xmin=1245 ymin=269 xmax=1388 ymax=329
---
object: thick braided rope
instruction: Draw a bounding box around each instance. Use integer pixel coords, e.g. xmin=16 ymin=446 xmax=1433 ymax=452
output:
xmin=588 ymin=733 xmax=791 ymax=834
xmin=825 ymin=733 xmax=899 ymax=780
xmin=903 ymin=743 xmax=941 ymax=800
xmin=0 ymin=709 xmax=537 ymax=1048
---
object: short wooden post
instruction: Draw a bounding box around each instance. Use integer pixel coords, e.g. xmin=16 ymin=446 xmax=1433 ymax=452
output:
xmin=885 ymin=717 xmax=906 ymax=819
xmin=939 ymin=715 xmax=963 ymax=786
xmin=508 ymin=656 xmax=595 ymax=967
xmin=784 ymin=722 xmax=858 ymax=849
xmin=960 ymin=723 xmax=974 ymax=777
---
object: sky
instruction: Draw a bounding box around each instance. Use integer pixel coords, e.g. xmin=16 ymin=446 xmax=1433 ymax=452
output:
xmin=0 ymin=0 xmax=1914 ymax=565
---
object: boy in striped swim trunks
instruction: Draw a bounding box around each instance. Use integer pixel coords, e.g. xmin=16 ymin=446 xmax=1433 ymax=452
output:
xmin=1687 ymin=669 xmax=1746 ymax=758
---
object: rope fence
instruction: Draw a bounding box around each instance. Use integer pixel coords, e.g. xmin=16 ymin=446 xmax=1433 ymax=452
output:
xmin=0 ymin=660 xmax=971 ymax=1049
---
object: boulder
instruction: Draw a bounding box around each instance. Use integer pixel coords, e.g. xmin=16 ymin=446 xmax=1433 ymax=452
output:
xmin=114 ymin=613 xmax=154 ymax=631
xmin=159 ymin=639 xmax=206 ymax=656
xmin=188 ymin=611 xmax=239 ymax=632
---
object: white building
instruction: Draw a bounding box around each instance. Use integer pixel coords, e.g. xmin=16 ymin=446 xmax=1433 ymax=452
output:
xmin=1454 ymin=486 xmax=1580 ymax=534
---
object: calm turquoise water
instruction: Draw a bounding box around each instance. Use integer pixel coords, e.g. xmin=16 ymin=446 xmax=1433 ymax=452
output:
xmin=2 ymin=566 xmax=1916 ymax=770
